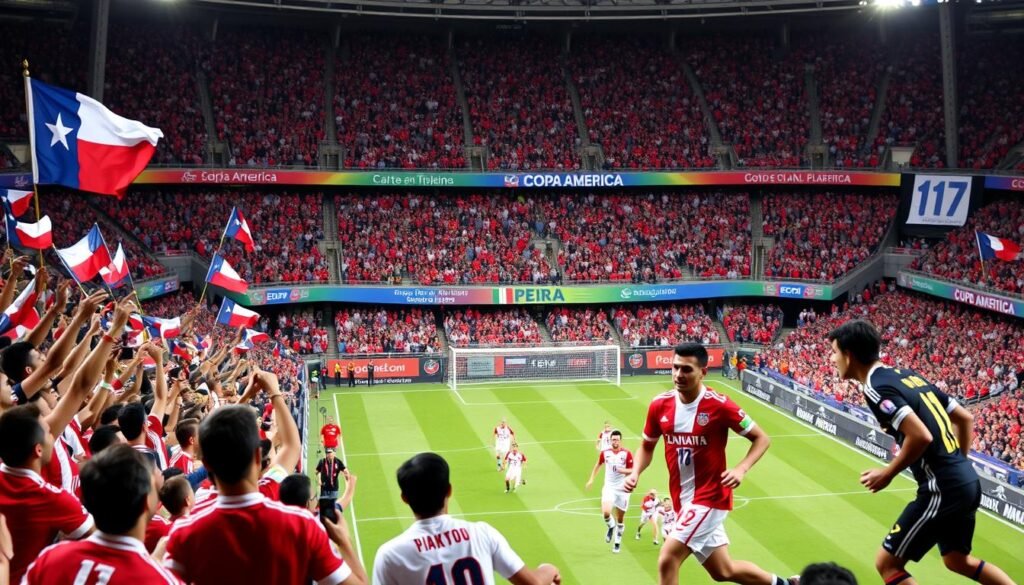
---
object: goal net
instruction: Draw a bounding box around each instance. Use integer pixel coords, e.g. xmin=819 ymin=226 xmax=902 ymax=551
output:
xmin=447 ymin=345 xmax=621 ymax=391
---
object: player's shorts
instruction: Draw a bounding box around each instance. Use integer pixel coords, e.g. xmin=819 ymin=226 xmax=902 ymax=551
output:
xmin=505 ymin=469 xmax=522 ymax=483
xmin=495 ymin=442 xmax=511 ymax=456
xmin=602 ymin=487 xmax=630 ymax=512
xmin=667 ymin=502 xmax=730 ymax=564
xmin=883 ymin=480 xmax=981 ymax=562
xmin=640 ymin=509 xmax=657 ymax=523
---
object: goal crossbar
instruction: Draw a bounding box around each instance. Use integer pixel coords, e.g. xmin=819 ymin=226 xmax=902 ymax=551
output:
xmin=448 ymin=345 xmax=621 ymax=391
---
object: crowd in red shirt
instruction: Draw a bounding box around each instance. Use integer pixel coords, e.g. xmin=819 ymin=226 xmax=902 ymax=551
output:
xmin=611 ymin=304 xmax=720 ymax=347
xmin=873 ymin=36 xmax=946 ymax=168
xmin=95 ymin=189 xmax=329 ymax=284
xmin=546 ymin=307 xmax=615 ymax=344
xmin=721 ymin=304 xmax=784 ymax=344
xmin=334 ymin=306 xmax=439 ymax=354
xmin=204 ymin=27 xmax=325 ymax=168
xmin=571 ymin=38 xmax=714 ymax=170
xmin=335 ymin=35 xmax=464 ymax=169
xmin=973 ymin=389 xmax=1024 ymax=471
xmin=444 ymin=308 xmax=542 ymax=347
xmin=336 ymin=193 xmax=553 ymax=285
xmin=459 ymin=37 xmax=580 ymax=171
xmin=762 ymin=191 xmax=896 ymax=281
xmin=912 ymin=198 xmax=1024 ymax=295
xmin=540 ymin=191 xmax=751 ymax=282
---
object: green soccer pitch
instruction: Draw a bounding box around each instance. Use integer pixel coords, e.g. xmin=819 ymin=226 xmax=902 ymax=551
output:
xmin=304 ymin=374 xmax=1024 ymax=584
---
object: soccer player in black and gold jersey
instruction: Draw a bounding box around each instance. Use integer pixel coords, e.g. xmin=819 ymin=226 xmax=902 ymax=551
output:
xmin=828 ymin=320 xmax=1016 ymax=585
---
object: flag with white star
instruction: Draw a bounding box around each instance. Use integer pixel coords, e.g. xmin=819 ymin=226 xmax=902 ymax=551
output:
xmin=26 ymin=78 xmax=163 ymax=197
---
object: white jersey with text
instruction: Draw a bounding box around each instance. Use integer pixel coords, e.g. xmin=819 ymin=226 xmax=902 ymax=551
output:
xmin=504 ymin=451 xmax=526 ymax=471
xmin=598 ymin=448 xmax=633 ymax=492
xmin=494 ymin=425 xmax=513 ymax=447
xmin=373 ymin=515 xmax=525 ymax=585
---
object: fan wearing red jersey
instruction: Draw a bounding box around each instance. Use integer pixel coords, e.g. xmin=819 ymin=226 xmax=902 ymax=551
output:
xmin=24 ymin=445 xmax=183 ymax=584
xmin=321 ymin=415 xmax=342 ymax=450
xmin=624 ymin=343 xmax=798 ymax=585
xmin=373 ymin=453 xmax=561 ymax=585
xmin=584 ymin=430 xmax=634 ymax=553
xmin=164 ymin=374 xmax=366 ymax=585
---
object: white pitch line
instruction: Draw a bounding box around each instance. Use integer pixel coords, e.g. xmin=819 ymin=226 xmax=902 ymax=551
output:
xmin=714 ymin=380 xmax=1024 ymax=537
xmin=332 ymin=393 xmax=365 ymax=566
xmin=328 ymin=378 xmax=666 ymax=397
xmin=354 ymin=488 xmax=919 ymax=524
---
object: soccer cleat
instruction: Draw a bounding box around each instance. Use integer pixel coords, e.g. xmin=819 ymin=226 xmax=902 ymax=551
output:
xmin=605 ymin=527 xmax=614 ymax=543
xmin=613 ymin=543 xmax=621 ymax=554
xmin=504 ymin=488 xmax=509 ymax=493
xmin=653 ymin=540 xmax=659 ymax=545
xmin=634 ymin=532 xmax=640 ymax=540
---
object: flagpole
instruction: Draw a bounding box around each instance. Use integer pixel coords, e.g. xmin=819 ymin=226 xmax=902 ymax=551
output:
xmin=22 ymin=61 xmax=45 ymax=270
xmin=196 ymin=222 xmax=231 ymax=309
xmin=975 ymin=231 xmax=989 ymax=288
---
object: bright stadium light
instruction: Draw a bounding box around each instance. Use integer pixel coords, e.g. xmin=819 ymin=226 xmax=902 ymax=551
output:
xmin=874 ymin=0 xmax=907 ymax=8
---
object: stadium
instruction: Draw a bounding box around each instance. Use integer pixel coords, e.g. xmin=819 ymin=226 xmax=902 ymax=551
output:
xmin=0 ymin=0 xmax=1022 ymax=583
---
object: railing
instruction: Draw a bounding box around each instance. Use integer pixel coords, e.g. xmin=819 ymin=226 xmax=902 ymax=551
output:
xmin=885 ymin=247 xmax=926 ymax=256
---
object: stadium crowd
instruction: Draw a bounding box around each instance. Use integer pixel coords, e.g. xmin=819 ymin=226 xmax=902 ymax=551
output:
xmin=571 ymin=38 xmax=714 ymax=169
xmin=546 ymin=307 xmax=616 ymax=344
xmin=541 ymin=191 xmax=751 ymax=282
xmin=611 ymin=303 xmax=720 ymax=347
xmin=204 ymin=27 xmax=325 ymax=167
xmin=458 ymin=37 xmax=580 ymax=171
xmin=762 ymin=192 xmax=896 ymax=281
xmin=873 ymin=37 xmax=946 ymax=168
xmin=334 ymin=306 xmax=439 ymax=354
xmin=444 ymin=308 xmax=542 ymax=347
xmin=973 ymin=389 xmax=1024 ymax=471
xmin=760 ymin=286 xmax=1024 ymax=468
xmin=336 ymin=193 xmax=554 ymax=285
xmin=912 ymin=198 xmax=1024 ymax=295
xmin=265 ymin=308 xmax=330 ymax=355
xmin=721 ymin=304 xmax=784 ymax=344
xmin=335 ymin=35 xmax=464 ymax=169
xmin=94 ymin=189 xmax=329 ymax=284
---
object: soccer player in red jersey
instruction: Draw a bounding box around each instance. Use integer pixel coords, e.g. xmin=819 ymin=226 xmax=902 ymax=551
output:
xmin=321 ymin=415 xmax=342 ymax=450
xmin=23 ymin=445 xmax=182 ymax=584
xmin=163 ymin=377 xmax=366 ymax=585
xmin=624 ymin=343 xmax=798 ymax=585
xmin=635 ymin=488 xmax=661 ymax=545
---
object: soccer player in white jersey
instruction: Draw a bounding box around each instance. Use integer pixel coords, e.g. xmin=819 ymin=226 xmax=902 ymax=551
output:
xmin=502 ymin=444 xmax=527 ymax=493
xmin=635 ymin=488 xmax=661 ymax=545
xmin=493 ymin=419 xmax=516 ymax=471
xmin=373 ymin=453 xmax=561 ymax=585
xmin=584 ymin=430 xmax=634 ymax=553
xmin=596 ymin=421 xmax=613 ymax=451
xmin=659 ymin=498 xmax=675 ymax=540
xmin=624 ymin=343 xmax=798 ymax=585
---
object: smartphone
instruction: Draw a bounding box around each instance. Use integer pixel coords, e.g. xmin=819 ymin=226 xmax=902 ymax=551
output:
xmin=319 ymin=498 xmax=338 ymax=523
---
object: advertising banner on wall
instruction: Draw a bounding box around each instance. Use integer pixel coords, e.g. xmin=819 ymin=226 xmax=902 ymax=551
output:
xmin=134 ymin=169 xmax=901 ymax=189
xmin=136 ymin=275 xmax=179 ymax=300
xmin=741 ymin=370 xmax=1024 ymax=525
xmin=621 ymin=347 xmax=724 ymax=375
xmin=326 ymin=356 xmax=444 ymax=385
xmin=897 ymin=271 xmax=1023 ymax=318
xmin=233 ymin=281 xmax=833 ymax=307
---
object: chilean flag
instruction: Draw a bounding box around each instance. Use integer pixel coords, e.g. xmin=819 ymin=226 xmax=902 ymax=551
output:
xmin=1 ymin=189 xmax=33 ymax=217
xmin=0 ymin=282 xmax=39 ymax=335
xmin=205 ymin=254 xmax=248 ymax=294
xmin=27 ymin=78 xmax=162 ymax=197
xmin=5 ymin=212 xmax=53 ymax=250
xmin=99 ymin=243 xmax=130 ymax=288
xmin=243 ymin=328 xmax=270 ymax=344
xmin=143 ymin=316 xmax=181 ymax=339
xmin=1 ymin=308 xmax=39 ymax=341
xmin=217 ymin=297 xmax=259 ymax=328
xmin=224 ymin=207 xmax=255 ymax=253
xmin=56 ymin=225 xmax=112 ymax=283
xmin=976 ymin=231 xmax=1022 ymax=262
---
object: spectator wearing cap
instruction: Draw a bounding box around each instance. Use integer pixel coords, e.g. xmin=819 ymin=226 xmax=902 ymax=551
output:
xmin=316 ymin=448 xmax=348 ymax=501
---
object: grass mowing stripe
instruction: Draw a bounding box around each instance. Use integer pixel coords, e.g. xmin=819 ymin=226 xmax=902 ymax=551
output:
xmin=332 ymin=392 xmax=364 ymax=567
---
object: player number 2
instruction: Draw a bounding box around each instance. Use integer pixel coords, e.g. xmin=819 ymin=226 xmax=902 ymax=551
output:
xmin=426 ymin=558 xmax=485 ymax=585
xmin=73 ymin=560 xmax=115 ymax=585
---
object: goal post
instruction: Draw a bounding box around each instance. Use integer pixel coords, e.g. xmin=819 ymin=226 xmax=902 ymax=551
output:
xmin=447 ymin=345 xmax=621 ymax=391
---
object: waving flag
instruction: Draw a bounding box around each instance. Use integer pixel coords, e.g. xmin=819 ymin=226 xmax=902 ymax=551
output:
xmin=168 ymin=339 xmax=195 ymax=361
xmin=99 ymin=243 xmax=130 ymax=287
xmin=142 ymin=316 xmax=181 ymax=339
xmin=243 ymin=328 xmax=270 ymax=345
xmin=1 ymin=189 xmax=33 ymax=217
xmin=1 ymin=308 xmax=39 ymax=341
xmin=5 ymin=213 xmax=52 ymax=250
xmin=0 ymin=282 xmax=39 ymax=335
xmin=217 ymin=297 xmax=259 ymax=328
xmin=976 ymin=231 xmax=1022 ymax=262
xmin=205 ymin=254 xmax=247 ymax=294
xmin=55 ymin=225 xmax=112 ymax=283
xmin=27 ymin=78 xmax=162 ymax=197
xmin=273 ymin=342 xmax=281 ymax=359
xmin=224 ymin=207 xmax=255 ymax=253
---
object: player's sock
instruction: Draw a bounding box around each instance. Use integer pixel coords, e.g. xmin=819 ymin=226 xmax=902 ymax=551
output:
xmin=884 ymin=572 xmax=912 ymax=585
xmin=972 ymin=561 xmax=986 ymax=581
xmin=616 ymin=523 xmax=624 ymax=539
